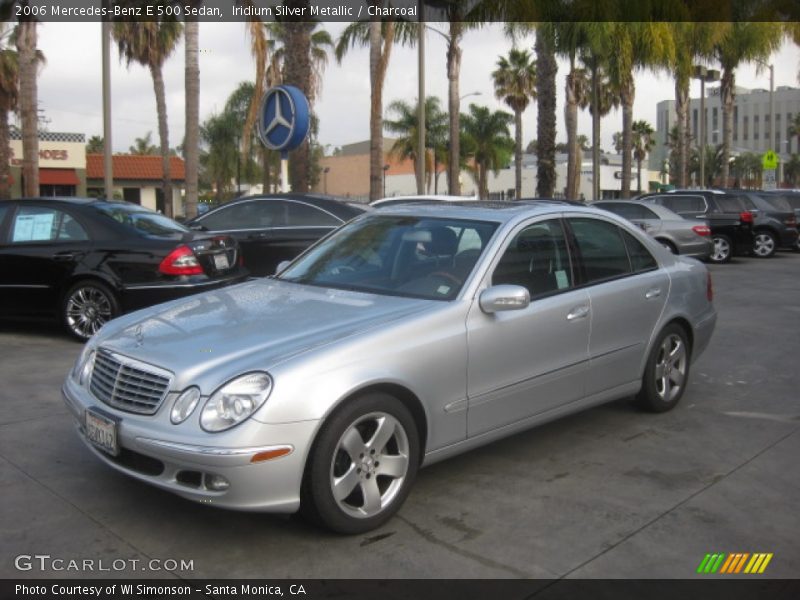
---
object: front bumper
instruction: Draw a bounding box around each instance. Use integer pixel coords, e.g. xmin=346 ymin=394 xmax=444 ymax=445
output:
xmin=62 ymin=376 xmax=318 ymax=513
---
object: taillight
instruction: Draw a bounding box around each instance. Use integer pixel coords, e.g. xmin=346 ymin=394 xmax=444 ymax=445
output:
xmin=707 ymin=272 xmax=713 ymax=302
xmin=739 ymin=211 xmax=754 ymax=224
xmin=692 ymin=225 xmax=711 ymax=237
xmin=159 ymin=245 xmax=204 ymax=276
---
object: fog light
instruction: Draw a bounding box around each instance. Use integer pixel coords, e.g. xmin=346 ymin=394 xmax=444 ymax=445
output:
xmin=205 ymin=474 xmax=230 ymax=491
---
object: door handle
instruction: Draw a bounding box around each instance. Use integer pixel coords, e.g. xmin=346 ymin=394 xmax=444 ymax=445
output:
xmin=247 ymin=232 xmax=270 ymax=240
xmin=52 ymin=252 xmax=76 ymax=261
xmin=645 ymin=287 xmax=661 ymax=299
xmin=567 ymin=305 xmax=590 ymax=321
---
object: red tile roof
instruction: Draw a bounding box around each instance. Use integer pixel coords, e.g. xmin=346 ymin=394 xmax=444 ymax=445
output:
xmin=86 ymin=154 xmax=185 ymax=182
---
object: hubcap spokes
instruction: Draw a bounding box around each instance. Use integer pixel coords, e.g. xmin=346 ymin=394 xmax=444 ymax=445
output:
xmin=754 ymin=235 xmax=774 ymax=256
xmin=713 ymin=238 xmax=729 ymax=262
xmin=330 ymin=412 xmax=409 ymax=519
xmin=654 ymin=334 xmax=687 ymax=402
xmin=66 ymin=288 xmax=112 ymax=338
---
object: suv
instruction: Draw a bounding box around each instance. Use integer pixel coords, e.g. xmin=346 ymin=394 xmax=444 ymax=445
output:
xmin=637 ymin=189 xmax=755 ymax=263
xmin=737 ymin=191 xmax=799 ymax=255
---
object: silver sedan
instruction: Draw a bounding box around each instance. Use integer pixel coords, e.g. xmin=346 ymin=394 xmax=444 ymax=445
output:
xmin=63 ymin=203 xmax=716 ymax=533
xmin=592 ymin=200 xmax=713 ymax=260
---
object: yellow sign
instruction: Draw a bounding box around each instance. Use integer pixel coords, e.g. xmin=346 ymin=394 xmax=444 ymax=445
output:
xmin=762 ymin=150 xmax=779 ymax=170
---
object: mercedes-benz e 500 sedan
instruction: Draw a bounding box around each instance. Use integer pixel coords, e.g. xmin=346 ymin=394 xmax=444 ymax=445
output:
xmin=63 ymin=203 xmax=717 ymax=533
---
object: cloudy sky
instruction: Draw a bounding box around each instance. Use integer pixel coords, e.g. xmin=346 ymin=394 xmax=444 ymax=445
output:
xmin=34 ymin=22 xmax=800 ymax=154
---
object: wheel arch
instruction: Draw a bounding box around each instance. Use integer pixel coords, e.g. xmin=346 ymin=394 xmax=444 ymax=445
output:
xmin=59 ymin=272 xmax=121 ymax=302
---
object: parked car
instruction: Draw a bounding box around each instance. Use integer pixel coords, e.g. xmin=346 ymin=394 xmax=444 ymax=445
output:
xmin=0 ymin=198 xmax=248 ymax=340
xmin=370 ymin=194 xmax=478 ymax=208
xmin=731 ymin=191 xmax=798 ymax=256
xmin=64 ymin=202 xmax=716 ymax=533
xmin=592 ymin=200 xmax=713 ymax=260
xmin=186 ymin=194 xmax=366 ymax=276
xmin=637 ymin=189 xmax=755 ymax=263
xmin=763 ymin=190 xmax=800 ymax=250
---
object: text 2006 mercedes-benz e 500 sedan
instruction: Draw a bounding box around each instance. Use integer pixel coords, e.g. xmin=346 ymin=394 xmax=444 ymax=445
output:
xmin=63 ymin=202 xmax=717 ymax=533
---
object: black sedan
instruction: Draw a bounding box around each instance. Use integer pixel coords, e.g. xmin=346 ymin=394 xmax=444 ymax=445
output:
xmin=0 ymin=198 xmax=248 ymax=340
xmin=186 ymin=194 xmax=367 ymax=276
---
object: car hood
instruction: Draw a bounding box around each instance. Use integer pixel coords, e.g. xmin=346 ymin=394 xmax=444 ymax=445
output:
xmin=95 ymin=279 xmax=433 ymax=375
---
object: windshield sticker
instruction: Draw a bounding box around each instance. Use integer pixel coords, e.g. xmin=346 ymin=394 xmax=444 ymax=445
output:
xmin=555 ymin=270 xmax=569 ymax=289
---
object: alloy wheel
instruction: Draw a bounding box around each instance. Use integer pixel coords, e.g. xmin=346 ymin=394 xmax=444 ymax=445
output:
xmin=752 ymin=233 xmax=776 ymax=257
xmin=654 ymin=333 xmax=687 ymax=403
xmin=711 ymin=237 xmax=730 ymax=262
xmin=65 ymin=285 xmax=114 ymax=339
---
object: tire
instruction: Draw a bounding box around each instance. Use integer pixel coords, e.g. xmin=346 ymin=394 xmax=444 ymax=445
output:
xmin=636 ymin=324 xmax=691 ymax=413
xmin=62 ymin=280 xmax=120 ymax=341
xmin=657 ymin=239 xmax=678 ymax=254
xmin=301 ymin=392 xmax=420 ymax=534
xmin=751 ymin=230 xmax=777 ymax=258
xmin=709 ymin=234 xmax=732 ymax=264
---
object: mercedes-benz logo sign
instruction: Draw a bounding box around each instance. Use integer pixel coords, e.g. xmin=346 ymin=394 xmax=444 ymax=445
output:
xmin=257 ymin=85 xmax=310 ymax=153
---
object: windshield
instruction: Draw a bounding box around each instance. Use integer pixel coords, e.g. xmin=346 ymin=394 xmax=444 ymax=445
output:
xmin=279 ymin=215 xmax=498 ymax=300
xmin=96 ymin=204 xmax=189 ymax=236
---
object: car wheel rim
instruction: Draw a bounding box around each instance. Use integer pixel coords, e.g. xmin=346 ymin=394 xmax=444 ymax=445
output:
xmin=654 ymin=334 xmax=687 ymax=403
xmin=753 ymin=234 xmax=775 ymax=257
xmin=661 ymin=242 xmax=676 ymax=254
xmin=712 ymin=238 xmax=730 ymax=261
xmin=329 ymin=411 xmax=410 ymax=519
xmin=65 ymin=286 xmax=113 ymax=339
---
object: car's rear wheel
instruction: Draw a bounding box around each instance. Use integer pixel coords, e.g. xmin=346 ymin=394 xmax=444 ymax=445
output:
xmin=709 ymin=234 xmax=732 ymax=263
xmin=752 ymin=230 xmax=777 ymax=258
xmin=636 ymin=324 xmax=691 ymax=413
xmin=657 ymin=239 xmax=677 ymax=254
xmin=62 ymin=280 xmax=119 ymax=341
xmin=301 ymin=392 xmax=419 ymax=534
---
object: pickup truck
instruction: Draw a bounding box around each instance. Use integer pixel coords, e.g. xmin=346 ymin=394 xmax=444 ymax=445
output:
xmin=636 ymin=190 xmax=755 ymax=263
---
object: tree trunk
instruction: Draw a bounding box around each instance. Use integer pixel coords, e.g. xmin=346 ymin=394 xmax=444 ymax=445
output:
xmin=720 ymin=67 xmax=734 ymax=187
xmin=368 ymin=17 xmax=395 ymax=201
xmin=17 ymin=21 xmax=38 ymax=197
xmin=621 ymin=81 xmax=634 ymax=198
xmin=675 ymin=77 xmax=689 ymax=187
xmin=262 ymin=149 xmax=271 ymax=193
xmin=514 ymin=107 xmax=522 ymax=199
xmin=282 ymin=17 xmax=313 ymax=193
xmin=184 ymin=19 xmax=199 ymax=218
xmin=565 ymin=66 xmax=579 ymax=199
xmin=0 ymin=107 xmax=11 ymax=200
xmin=447 ymin=23 xmax=463 ymax=196
xmin=479 ymin=163 xmax=487 ymax=199
xmin=535 ymin=27 xmax=556 ymax=198
xmin=637 ymin=157 xmax=643 ymax=193
xmin=150 ymin=62 xmax=173 ymax=217
xmin=591 ymin=62 xmax=600 ymax=201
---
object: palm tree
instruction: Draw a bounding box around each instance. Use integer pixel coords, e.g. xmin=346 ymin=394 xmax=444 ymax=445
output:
xmin=788 ymin=113 xmax=800 ymax=154
xmin=578 ymin=62 xmax=619 ymax=199
xmin=384 ymin=96 xmax=446 ymax=193
xmin=690 ymin=144 xmax=725 ymax=188
xmin=184 ymin=16 xmax=200 ymax=218
xmin=534 ymin=25 xmax=557 ymax=198
xmin=200 ymin=111 xmax=238 ymax=202
xmin=86 ymin=135 xmax=104 ymax=154
xmin=460 ymin=104 xmax=514 ymax=199
xmin=713 ymin=22 xmax=783 ymax=186
xmin=336 ymin=19 xmax=417 ymax=201
xmin=0 ymin=23 xmax=19 ymax=200
xmin=492 ymin=48 xmax=536 ymax=199
xmin=16 ymin=19 xmax=39 ymax=197
xmin=632 ymin=120 xmax=655 ymax=193
xmin=113 ymin=20 xmax=183 ymax=217
xmin=129 ymin=132 xmax=158 ymax=155
xmin=669 ymin=23 xmax=728 ymax=188
xmin=784 ymin=153 xmax=800 ymax=187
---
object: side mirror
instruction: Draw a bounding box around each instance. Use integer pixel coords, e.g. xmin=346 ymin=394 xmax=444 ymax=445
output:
xmin=189 ymin=223 xmax=206 ymax=231
xmin=479 ymin=285 xmax=530 ymax=314
xmin=275 ymin=260 xmax=291 ymax=275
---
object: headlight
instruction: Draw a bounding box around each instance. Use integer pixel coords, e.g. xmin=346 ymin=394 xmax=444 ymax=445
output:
xmin=170 ymin=387 xmax=201 ymax=424
xmin=200 ymin=373 xmax=273 ymax=432
xmin=75 ymin=350 xmax=96 ymax=387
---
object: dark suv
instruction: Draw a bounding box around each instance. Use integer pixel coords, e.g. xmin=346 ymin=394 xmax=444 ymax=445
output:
xmin=743 ymin=191 xmax=799 ymax=254
xmin=637 ymin=189 xmax=755 ymax=263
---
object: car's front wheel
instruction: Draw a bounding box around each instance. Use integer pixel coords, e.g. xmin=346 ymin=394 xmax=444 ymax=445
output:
xmin=752 ymin=230 xmax=777 ymax=258
xmin=62 ymin=280 xmax=119 ymax=341
xmin=636 ymin=324 xmax=691 ymax=413
xmin=709 ymin=234 xmax=732 ymax=263
xmin=302 ymin=392 xmax=419 ymax=534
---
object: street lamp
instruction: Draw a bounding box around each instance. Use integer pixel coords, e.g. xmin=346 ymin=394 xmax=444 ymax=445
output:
xmin=382 ymin=164 xmax=390 ymax=197
xmin=460 ymin=91 xmax=481 ymax=102
xmin=693 ymin=65 xmax=720 ymax=188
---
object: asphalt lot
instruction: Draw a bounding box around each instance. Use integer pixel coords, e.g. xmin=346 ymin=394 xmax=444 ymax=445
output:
xmin=1 ymin=252 xmax=798 ymax=580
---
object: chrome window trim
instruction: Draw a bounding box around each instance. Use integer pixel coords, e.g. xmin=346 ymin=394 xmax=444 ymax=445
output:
xmin=196 ymin=197 xmax=345 ymax=229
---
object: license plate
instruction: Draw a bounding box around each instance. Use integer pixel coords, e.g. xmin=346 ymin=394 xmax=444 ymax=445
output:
xmin=213 ymin=253 xmax=230 ymax=270
xmin=85 ymin=409 xmax=119 ymax=456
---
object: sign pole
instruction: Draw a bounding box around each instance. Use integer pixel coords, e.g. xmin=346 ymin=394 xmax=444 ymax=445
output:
xmin=281 ymin=151 xmax=289 ymax=193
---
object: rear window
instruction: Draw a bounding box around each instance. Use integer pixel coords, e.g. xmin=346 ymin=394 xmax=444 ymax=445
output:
xmin=659 ymin=195 xmax=706 ymax=214
xmin=758 ymin=195 xmax=792 ymax=212
xmin=96 ymin=204 xmax=188 ymax=236
xmin=715 ymin=195 xmax=750 ymax=212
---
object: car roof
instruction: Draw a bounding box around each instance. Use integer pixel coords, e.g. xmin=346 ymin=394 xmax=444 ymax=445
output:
xmin=197 ymin=193 xmax=365 ymax=219
xmin=13 ymin=197 xmax=156 ymax=211
xmin=370 ymin=200 xmax=602 ymax=223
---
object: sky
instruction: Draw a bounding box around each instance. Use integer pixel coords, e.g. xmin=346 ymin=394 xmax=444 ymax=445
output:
xmin=33 ymin=22 xmax=800 ymax=155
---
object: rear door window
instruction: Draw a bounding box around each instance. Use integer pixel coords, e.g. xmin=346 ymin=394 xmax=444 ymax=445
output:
xmin=199 ymin=200 xmax=287 ymax=230
xmin=715 ymin=195 xmax=750 ymax=212
xmin=569 ymin=218 xmax=632 ymax=283
xmin=285 ymin=202 xmax=341 ymax=227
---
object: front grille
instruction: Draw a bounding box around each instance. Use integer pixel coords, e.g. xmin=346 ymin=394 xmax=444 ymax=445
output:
xmin=90 ymin=350 xmax=171 ymax=415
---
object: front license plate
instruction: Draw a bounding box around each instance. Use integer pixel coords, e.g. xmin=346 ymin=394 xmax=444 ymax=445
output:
xmin=85 ymin=409 xmax=119 ymax=456
xmin=213 ymin=253 xmax=230 ymax=270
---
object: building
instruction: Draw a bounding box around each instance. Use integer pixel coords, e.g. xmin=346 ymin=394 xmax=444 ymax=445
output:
xmin=314 ymin=139 xmax=660 ymax=200
xmin=7 ymin=128 xmax=185 ymax=215
xmin=651 ymin=85 xmax=800 ymax=177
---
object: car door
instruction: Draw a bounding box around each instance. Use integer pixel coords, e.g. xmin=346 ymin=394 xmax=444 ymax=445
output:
xmin=265 ymin=200 xmax=344 ymax=273
xmin=0 ymin=203 xmax=92 ymax=316
xmin=567 ymin=216 xmax=668 ymax=397
xmin=466 ymin=218 xmax=591 ymax=437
